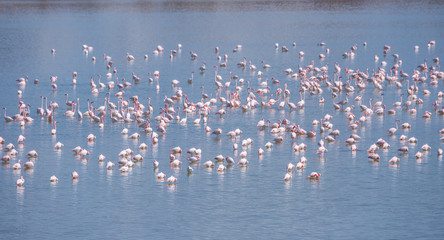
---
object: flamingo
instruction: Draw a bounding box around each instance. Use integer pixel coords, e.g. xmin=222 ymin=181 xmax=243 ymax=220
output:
xmin=106 ymin=161 xmax=115 ymax=169
xmin=16 ymin=176 xmax=25 ymax=186
xmin=287 ymin=163 xmax=295 ymax=171
xmin=296 ymin=91 xmax=305 ymax=108
xmin=72 ymin=146 xmax=82 ymax=153
xmin=217 ymin=164 xmax=226 ymax=172
xmin=398 ymin=146 xmax=409 ymax=153
xmin=212 ymin=128 xmax=222 ymax=136
xmin=387 ymin=119 xmax=400 ymax=135
xmin=307 ymin=172 xmax=321 ymax=180
xmin=78 ymin=149 xmax=89 ymax=157
xmin=65 ymin=93 xmax=74 ymax=107
xmin=76 ymin=98 xmax=83 ymax=119
xmin=203 ymin=160 xmax=214 ymax=168
xmin=51 ymin=121 xmax=58 ymax=135
xmin=166 ymin=176 xmax=177 ymax=183
xmin=170 ymin=146 xmax=182 ymax=154
xmin=54 ymin=142 xmax=64 ymax=149
xmin=120 ymin=165 xmax=129 ymax=172
xmin=224 ymin=156 xmax=235 ymax=165
xmin=17 ymin=135 xmax=26 ymax=143
xmin=64 ymin=103 xmax=76 ymax=117
xmin=136 ymin=142 xmax=147 ymax=150
xmin=214 ymin=155 xmax=225 ymax=162
xmin=129 ymin=133 xmax=139 ymax=139
xmin=262 ymin=60 xmax=271 ymax=69
xmin=87 ymin=133 xmax=96 ymax=141
xmin=401 ymin=123 xmax=411 ymax=129
xmin=415 ymin=152 xmax=423 ymax=159
xmin=296 ymin=159 xmax=306 ymax=170
xmin=13 ymin=160 xmax=21 ymax=169
xmin=421 ymin=144 xmax=431 ymax=151
xmin=50 ymin=175 xmax=59 ymax=182
xmin=153 ymin=160 xmax=159 ymax=168
xmin=98 ymin=154 xmax=106 ymax=161
xmin=389 ymin=156 xmax=400 ymax=164
xmin=156 ymin=172 xmax=166 ymax=179
xmin=133 ymin=154 xmax=143 ymax=161
xmin=237 ymin=158 xmax=248 ymax=165
xmin=26 ymin=150 xmax=38 ymax=157
xmin=126 ymin=53 xmax=135 ymax=61
xmin=36 ymin=96 xmax=45 ymax=116
xmin=1 ymin=155 xmax=11 ymax=163
xmin=284 ymin=173 xmax=292 ymax=181
xmin=3 ymin=107 xmax=13 ymax=122
xmin=23 ymin=160 xmax=34 ymax=169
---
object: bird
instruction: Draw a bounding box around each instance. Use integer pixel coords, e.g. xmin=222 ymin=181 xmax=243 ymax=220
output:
xmin=307 ymin=172 xmax=321 ymax=180
xmin=98 ymin=154 xmax=106 ymax=161
xmin=368 ymin=153 xmax=380 ymax=161
xmin=237 ymin=158 xmax=248 ymax=165
xmin=26 ymin=150 xmax=38 ymax=157
xmin=214 ymin=155 xmax=225 ymax=162
xmin=386 ymin=119 xmax=400 ymax=135
xmin=212 ymin=128 xmax=223 ymax=136
xmin=16 ymin=176 xmax=25 ymax=186
xmin=398 ymin=146 xmax=409 ymax=153
xmin=17 ymin=135 xmax=26 ymax=143
xmin=296 ymin=162 xmax=304 ymax=169
xmin=170 ymin=159 xmax=182 ymax=167
xmin=389 ymin=156 xmax=400 ymax=164
xmin=86 ymin=134 xmax=96 ymax=141
xmin=129 ymin=133 xmax=140 ymax=139
xmin=23 ymin=160 xmax=34 ymax=169
xmin=421 ymin=144 xmax=431 ymax=151
xmin=415 ymin=152 xmax=423 ymax=159
xmin=72 ymin=146 xmax=82 ymax=153
xmin=157 ymin=172 xmax=166 ymax=179
xmin=203 ymin=161 xmax=214 ymax=168
xmin=50 ymin=175 xmax=59 ymax=182
xmin=120 ymin=165 xmax=129 ymax=172
xmin=284 ymin=173 xmax=292 ymax=181
xmin=170 ymin=147 xmax=182 ymax=154
xmin=166 ymin=176 xmax=177 ymax=183
xmin=54 ymin=142 xmax=64 ymax=149
xmin=132 ymin=154 xmax=143 ymax=161
xmin=126 ymin=53 xmax=135 ymax=61
xmin=153 ymin=160 xmax=159 ymax=168
xmin=258 ymin=148 xmax=264 ymax=156
xmin=106 ymin=161 xmax=115 ymax=169
xmin=217 ymin=164 xmax=226 ymax=172
xmin=12 ymin=160 xmax=21 ymax=169
xmin=287 ymin=163 xmax=295 ymax=171
xmin=51 ymin=121 xmax=58 ymax=135
xmin=225 ymin=156 xmax=235 ymax=165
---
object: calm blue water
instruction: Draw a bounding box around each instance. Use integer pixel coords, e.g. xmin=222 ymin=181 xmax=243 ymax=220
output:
xmin=1 ymin=0 xmax=444 ymax=239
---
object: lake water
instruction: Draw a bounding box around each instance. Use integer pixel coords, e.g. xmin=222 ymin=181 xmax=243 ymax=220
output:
xmin=1 ymin=0 xmax=444 ymax=239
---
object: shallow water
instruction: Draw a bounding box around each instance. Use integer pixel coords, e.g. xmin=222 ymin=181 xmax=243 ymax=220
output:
xmin=1 ymin=0 xmax=444 ymax=239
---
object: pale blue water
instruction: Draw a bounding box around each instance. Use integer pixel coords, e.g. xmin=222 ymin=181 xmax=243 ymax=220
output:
xmin=1 ymin=1 xmax=444 ymax=239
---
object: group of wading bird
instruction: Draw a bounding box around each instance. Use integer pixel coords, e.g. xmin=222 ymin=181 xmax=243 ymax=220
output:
xmin=2 ymin=41 xmax=444 ymax=187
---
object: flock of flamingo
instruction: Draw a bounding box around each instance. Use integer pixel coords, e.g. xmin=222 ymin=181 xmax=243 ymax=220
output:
xmin=1 ymin=41 xmax=444 ymax=188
